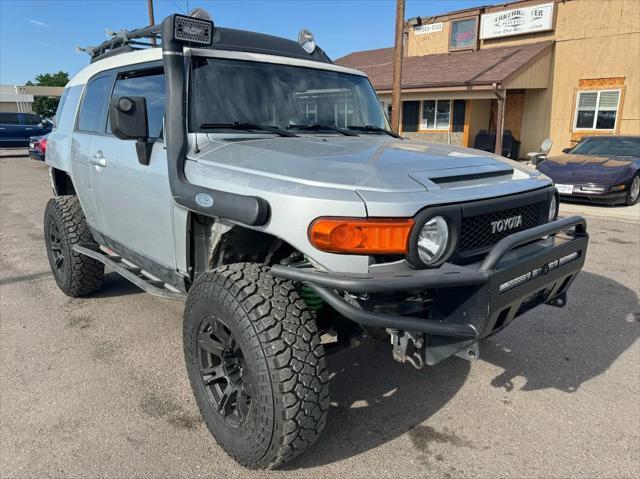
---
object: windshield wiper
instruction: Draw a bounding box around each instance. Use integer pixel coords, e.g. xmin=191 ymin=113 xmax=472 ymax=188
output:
xmin=347 ymin=125 xmax=402 ymax=138
xmin=199 ymin=122 xmax=298 ymax=137
xmin=288 ymin=123 xmax=359 ymax=136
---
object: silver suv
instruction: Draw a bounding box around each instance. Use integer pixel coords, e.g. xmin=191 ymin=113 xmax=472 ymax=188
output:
xmin=44 ymin=12 xmax=589 ymax=469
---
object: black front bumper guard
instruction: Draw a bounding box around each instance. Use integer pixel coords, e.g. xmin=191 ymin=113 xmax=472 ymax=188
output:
xmin=271 ymin=216 xmax=588 ymax=362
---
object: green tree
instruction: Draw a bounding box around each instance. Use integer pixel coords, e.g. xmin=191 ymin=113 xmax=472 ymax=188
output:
xmin=26 ymin=71 xmax=69 ymax=118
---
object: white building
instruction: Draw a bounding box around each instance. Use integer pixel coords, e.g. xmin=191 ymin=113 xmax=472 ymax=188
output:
xmin=0 ymin=84 xmax=64 ymax=113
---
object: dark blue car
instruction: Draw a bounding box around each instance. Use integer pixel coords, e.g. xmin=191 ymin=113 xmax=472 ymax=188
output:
xmin=537 ymin=136 xmax=640 ymax=206
xmin=0 ymin=112 xmax=52 ymax=147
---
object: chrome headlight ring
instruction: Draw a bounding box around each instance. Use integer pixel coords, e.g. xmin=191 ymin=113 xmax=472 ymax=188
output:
xmin=407 ymin=207 xmax=459 ymax=268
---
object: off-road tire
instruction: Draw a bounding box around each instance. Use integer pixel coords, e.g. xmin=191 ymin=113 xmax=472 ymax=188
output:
xmin=44 ymin=196 xmax=104 ymax=296
xmin=183 ymin=263 xmax=329 ymax=469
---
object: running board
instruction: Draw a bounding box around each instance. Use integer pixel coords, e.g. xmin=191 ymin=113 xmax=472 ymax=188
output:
xmin=73 ymin=245 xmax=186 ymax=301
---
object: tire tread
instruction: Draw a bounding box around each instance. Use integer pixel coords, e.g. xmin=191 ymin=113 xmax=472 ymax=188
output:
xmin=44 ymin=196 xmax=103 ymax=296
xmin=184 ymin=263 xmax=329 ymax=469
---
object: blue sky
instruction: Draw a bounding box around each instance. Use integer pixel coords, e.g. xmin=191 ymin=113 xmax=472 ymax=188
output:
xmin=0 ymin=0 xmax=488 ymax=85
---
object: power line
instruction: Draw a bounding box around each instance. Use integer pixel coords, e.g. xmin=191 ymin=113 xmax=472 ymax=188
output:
xmin=168 ymin=0 xmax=186 ymax=13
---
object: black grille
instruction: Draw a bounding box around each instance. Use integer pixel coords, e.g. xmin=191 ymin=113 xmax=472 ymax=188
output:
xmin=459 ymin=202 xmax=543 ymax=255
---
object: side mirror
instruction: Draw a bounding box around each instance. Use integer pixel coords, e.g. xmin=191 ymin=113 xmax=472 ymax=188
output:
xmin=532 ymin=154 xmax=547 ymax=166
xmin=109 ymin=96 xmax=153 ymax=165
xmin=540 ymin=138 xmax=553 ymax=155
xmin=562 ymin=147 xmax=572 ymax=154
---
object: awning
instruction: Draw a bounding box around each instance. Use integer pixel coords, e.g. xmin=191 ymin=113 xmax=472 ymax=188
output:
xmin=336 ymin=41 xmax=554 ymax=92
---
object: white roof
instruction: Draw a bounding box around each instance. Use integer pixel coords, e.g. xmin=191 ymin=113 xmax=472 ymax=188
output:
xmin=67 ymin=47 xmax=367 ymax=87
xmin=67 ymin=49 xmax=163 ymax=87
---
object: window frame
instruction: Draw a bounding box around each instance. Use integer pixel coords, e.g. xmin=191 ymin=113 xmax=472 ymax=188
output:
xmin=448 ymin=16 xmax=479 ymax=52
xmin=573 ymin=89 xmax=621 ymax=132
xmin=0 ymin=112 xmax=20 ymax=125
xmin=53 ymin=87 xmax=70 ymax=129
xmin=20 ymin=113 xmax=43 ymax=125
xmin=107 ymin=64 xmax=165 ymax=140
xmin=419 ymin=99 xmax=452 ymax=131
xmin=74 ymin=72 xmax=114 ymax=135
xmin=74 ymin=60 xmax=165 ymax=138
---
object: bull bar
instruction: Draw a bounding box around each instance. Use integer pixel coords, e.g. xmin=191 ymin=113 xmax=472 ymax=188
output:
xmin=271 ymin=215 xmax=588 ymax=363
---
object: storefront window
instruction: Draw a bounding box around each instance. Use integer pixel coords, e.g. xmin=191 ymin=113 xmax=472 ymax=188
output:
xmin=574 ymin=90 xmax=620 ymax=130
xmin=449 ymin=18 xmax=478 ymax=51
xmin=421 ymin=100 xmax=450 ymax=130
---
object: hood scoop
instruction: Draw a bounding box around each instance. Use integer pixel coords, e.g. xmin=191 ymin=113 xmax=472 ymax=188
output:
xmin=411 ymin=163 xmax=514 ymax=188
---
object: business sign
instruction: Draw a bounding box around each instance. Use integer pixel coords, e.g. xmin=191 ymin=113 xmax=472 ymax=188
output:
xmin=414 ymin=22 xmax=443 ymax=35
xmin=480 ymin=2 xmax=554 ymax=39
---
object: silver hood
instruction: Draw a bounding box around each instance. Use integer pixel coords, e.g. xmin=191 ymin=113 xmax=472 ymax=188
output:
xmin=193 ymin=136 xmax=533 ymax=192
xmin=186 ymin=136 xmax=551 ymax=273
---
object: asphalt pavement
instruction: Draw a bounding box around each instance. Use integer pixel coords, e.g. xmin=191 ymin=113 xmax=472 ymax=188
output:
xmin=1 ymin=155 xmax=638 ymax=478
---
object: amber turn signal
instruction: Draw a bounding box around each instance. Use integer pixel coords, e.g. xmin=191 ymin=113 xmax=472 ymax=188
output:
xmin=309 ymin=217 xmax=414 ymax=254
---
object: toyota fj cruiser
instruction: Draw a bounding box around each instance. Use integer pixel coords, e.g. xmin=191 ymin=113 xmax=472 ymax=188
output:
xmin=43 ymin=11 xmax=589 ymax=469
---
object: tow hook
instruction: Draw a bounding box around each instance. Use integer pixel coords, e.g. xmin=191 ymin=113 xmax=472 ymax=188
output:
xmin=454 ymin=342 xmax=480 ymax=362
xmin=547 ymin=292 xmax=568 ymax=308
xmin=387 ymin=329 xmax=425 ymax=369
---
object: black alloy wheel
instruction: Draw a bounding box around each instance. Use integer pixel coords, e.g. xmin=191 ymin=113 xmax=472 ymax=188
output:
xmin=183 ymin=263 xmax=329 ymax=469
xmin=44 ymin=196 xmax=104 ymax=297
xmin=48 ymin=221 xmax=66 ymax=276
xmin=197 ymin=316 xmax=254 ymax=427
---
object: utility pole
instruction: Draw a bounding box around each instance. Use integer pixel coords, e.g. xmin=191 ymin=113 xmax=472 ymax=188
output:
xmin=493 ymin=83 xmax=506 ymax=156
xmin=390 ymin=0 xmax=405 ymax=134
xmin=147 ymin=0 xmax=157 ymax=46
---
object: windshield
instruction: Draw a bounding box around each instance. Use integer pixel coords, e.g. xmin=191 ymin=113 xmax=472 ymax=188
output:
xmin=189 ymin=57 xmax=388 ymax=134
xmin=570 ymin=137 xmax=640 ymax=157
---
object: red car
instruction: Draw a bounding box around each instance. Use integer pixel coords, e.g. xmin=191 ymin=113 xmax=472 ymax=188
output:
xmin=28 ymin=135 xmax=48 ymax=161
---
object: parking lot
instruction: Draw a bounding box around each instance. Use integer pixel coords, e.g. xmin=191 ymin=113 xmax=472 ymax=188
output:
xmin=1 ymin=154 xmax=638 ymax=478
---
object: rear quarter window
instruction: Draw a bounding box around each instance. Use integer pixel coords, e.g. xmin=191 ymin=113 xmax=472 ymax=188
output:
xmin=53 ymin=88 xmax=70 ymax=128
xmin=76 ymin=75 xmax=111 ymax=133
xmin=54 ymin=85 xmax=82 ymax=132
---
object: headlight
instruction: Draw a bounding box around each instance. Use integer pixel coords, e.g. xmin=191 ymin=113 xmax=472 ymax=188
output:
xmin=549 ymin=195 xmax=558 ymax=222
xmin=417 ymin=216 xmax=450 ymax=265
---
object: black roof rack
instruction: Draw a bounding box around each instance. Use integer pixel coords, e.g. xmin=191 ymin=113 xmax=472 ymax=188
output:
xmin=80 ymin=22 xmax=333 ymax=65
xmin=77 ymin=24 xmax=162 ymax=63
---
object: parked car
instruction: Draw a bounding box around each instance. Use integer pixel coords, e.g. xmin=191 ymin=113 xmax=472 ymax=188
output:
xmin=0 ymin=112 xmax=52 ymax=147
xmin=43 ymin=12 xmax=588 ymax=469
xmin=28 ymin=134 xmax=48 ymax=161
xmin=537 ymin=136 xmax=640 ymax=205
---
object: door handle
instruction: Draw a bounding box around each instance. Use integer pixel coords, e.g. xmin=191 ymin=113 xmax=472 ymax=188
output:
xmin=89 ymin=155 xmax=107 ymax=167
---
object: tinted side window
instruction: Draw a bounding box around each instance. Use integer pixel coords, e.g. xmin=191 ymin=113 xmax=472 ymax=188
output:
xmin=77 ymin=75 xmax=111 ymax=133
xmin=21 ymin=113 xmax=43 ymax=125
xmin=0 ymin=113 xmax=20 ymax=125
xmin=109 ymin=69 xmax=165 ymax=139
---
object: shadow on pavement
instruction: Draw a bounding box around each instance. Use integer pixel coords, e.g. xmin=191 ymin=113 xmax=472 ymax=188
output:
xmin=89 ymin=272 xmax=146 ymax=299
xmin=288 ymin=271 xmax=638 ymax=468
xmin=481 ymin=271 xmax=639 ymax=393
xmin=0 ymin=270 xmax=51 ymax=286
xmin=287 ymin=339 xmax=471 ymax=469
xmin=560 ymin=198 xmax=634 ymax=208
